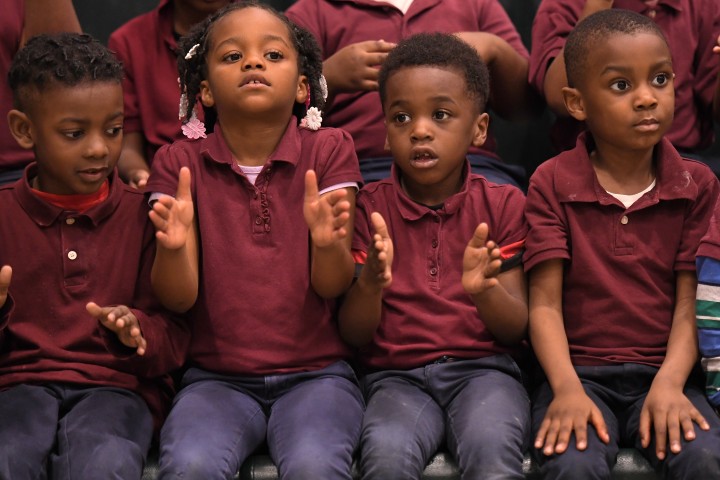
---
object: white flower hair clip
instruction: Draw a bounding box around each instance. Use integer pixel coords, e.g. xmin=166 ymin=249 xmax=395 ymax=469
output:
xmin=300 ymin=107 xmax=323 ymax=131
xmin=319 ymin=74 xmax=328 ymax=101
xmin=185 ymin=43 xmax=200 ymax=60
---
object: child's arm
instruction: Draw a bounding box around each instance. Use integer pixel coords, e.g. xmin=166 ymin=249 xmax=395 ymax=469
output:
xmin=22 ymin=0 xmax=80 ymax=44
xmin=462 ymin=223 xmax=527 ymax=344
xmin=337 ymin=212 xmax=393 ymax=347
xmin=86 ymin=302 xmax=147 ymax=356
xmin=304 ymin=170 xmax=356 ymax=299
xmin=639 ymin=270 xmax=710 ymax=460
xmin=149 ymin=167 xmax=199 ymax=313
xmin=117 ymin=132 xmax=150 ymax=189
xmin=541 ymin=0 xmax=614 ymax=116
xmin=0 ymin=266 xmax=10 ymax=312
xmin=530 ymin=259 xmax=610 ymax=456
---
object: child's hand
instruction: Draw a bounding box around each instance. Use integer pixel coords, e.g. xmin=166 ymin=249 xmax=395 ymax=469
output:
xmin=323 ymin=40 xmax=396 ymax=94
xmin=582 ymin=0 xmax=614 ymax=18
xmin=362 ymin=212 xmax=393 ymax=289
xmin=149 ymin=167 xmax=193 ymax=250
xmin=303 ymin=170 xmax=351 ymax=248
xmin=127 ymin=168 xmax=150 ymax=189
xmin=462 ymin=223 xmax=502 ymax=295
xmin=536 ymin=387 xmax=610 ymax=456
xmin=0 ymin=265 xmax=11 ymax=309
xmin=639 ymin=379 xmax=710 ymax=460
xmin=86 ymin=302 xmax=147 ymax=356
xmin=714 ymin=34 xmax=720 ymax=54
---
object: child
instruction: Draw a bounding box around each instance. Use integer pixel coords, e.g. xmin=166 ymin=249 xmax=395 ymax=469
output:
xmin=530 ymin=0 xmax=720 ymax=155
xmin=696 ymin=204 xmax=720 ymax=411
xmin=0 ymin=0 xmax=81 ymax=185
xmin=286 ymin=0 xmax=537 ymax=187
xmin=108 ymin=0 xmax=233 ymax=188
xmin=0 ymin=33 xmax=189 ymax=479
xmin=340 ymin=33 xmax=530 ymax=479
xmin=524 ymin=10 xmax=720 ymax=479
xmin=145 ymin=2 xmax=365 ymax=478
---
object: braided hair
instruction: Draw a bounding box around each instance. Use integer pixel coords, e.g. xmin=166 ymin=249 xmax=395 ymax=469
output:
xmin=177 ymin=0 xmax=325 ymax=133
xmin=8 ymin=32 xmax=123 ymax=110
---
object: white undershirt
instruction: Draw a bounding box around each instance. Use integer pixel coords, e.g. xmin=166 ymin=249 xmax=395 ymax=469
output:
xmin=606 ymin=180 xmax=656 ymax=209
xmin=373 ymin=0 xmax=414 ymax=14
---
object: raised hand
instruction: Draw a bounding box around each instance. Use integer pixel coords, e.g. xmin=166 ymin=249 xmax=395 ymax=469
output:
xmin=86 ymin=302 xmax=147 ymax=355
xmin=714 ymin=34 xmax=720 ymax=54
xmin=323 ymin=40 xmax=396 ymax=94
xmin=127 ymin=168 xmax=150 ymax=189
xmin=0 ymin=266 xmax=11 ymax=309
xmin=303 ymin=169 xmax=351 ymax=249
xmin=149 ymin=166 xmax=193 ymax=250
xmin=362 ymin=212 xmax=393 ymax=289
xmin=462 ymin=223 xmax=502 ymax=295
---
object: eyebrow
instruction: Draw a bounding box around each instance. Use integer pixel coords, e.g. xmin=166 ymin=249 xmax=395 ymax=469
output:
xmin=59 ymin=111 xmax=124 ymax=124
xmin=215 ymin=34 xmax=291 ymax=51
xmin=387 ymin=95 xmax=458 ymax=110
xmin=601 ymin=59 xmax=673 ymax=76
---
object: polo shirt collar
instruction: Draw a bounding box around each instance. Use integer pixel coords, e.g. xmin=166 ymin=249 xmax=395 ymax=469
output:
xmin=324 ymin=0 xmax=441 ymax=14
xmin=158 ymin=0 xmax=177 ymax=52
xmin=554 ymin=132 xmax=699 ymax=205
xmin=13 ymin=165 xmax=124 ymax=227
xmin=615 ymin=0 xmax=682 ymax=13
xmin=200 ymin=118 xmax=302 ymax=168
xmin=391 ymin=160 xmax=470 ymax=221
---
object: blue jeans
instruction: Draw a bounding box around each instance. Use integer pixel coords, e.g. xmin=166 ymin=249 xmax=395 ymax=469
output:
xmin=0 ymin=167 xmax=24 ymax=186
xmin=360 ymin=355 xmax=530 ymax=480
xmin=531 ymin=363 xmax=720 ymax=480
xmin=158 ymin=361 xmax=364 ymax=480
xmin=0 ymin=383 xmax=153 ymax=480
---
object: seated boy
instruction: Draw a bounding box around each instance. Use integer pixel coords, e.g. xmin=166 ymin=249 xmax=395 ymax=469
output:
xmin=0 ymin=33 xmax=189 ymax=479
xmin=530 ymin=0 xmax=720 ymax=156
xmin=524 ymin=10 xmax=720 ymax=479
xmin=340 ymin=33 xmax=530 ymax=479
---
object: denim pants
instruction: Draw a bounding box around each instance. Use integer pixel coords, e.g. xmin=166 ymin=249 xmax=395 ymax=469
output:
xmin=0 ymin=383 xmax=153 ymax=480
xmin=359 ymin=354 xmax=530 ymax=480
xmin=158 ymin=360 xmax=364 ymax=480
xmin=531 ymin=363 xmax=720 ymax=480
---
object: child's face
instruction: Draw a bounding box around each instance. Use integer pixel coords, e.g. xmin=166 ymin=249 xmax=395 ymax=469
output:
xmin=174 ymin=0 xmax=231 ymax=16
xmin=9 ymin=82 xmax=123 ymax=195
xmin=383 ymin=66 xmax=488 ymax=205
xmin=199 ymin=7 xmax=308 ymax=123
xmin=564 ymin=32 xmax=674 ymax=155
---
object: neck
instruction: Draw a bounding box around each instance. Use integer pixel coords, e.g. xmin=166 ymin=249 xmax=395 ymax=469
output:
xmin=218 ymin=116 xmax=291 ymax=167
xmin=400 ymin=169 xmax=464 ymax=207
xmin=591 ymin=142 xmax=655 ymax=195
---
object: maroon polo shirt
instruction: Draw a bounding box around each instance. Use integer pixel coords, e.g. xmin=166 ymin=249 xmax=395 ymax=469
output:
xmin=147 ymin=119 xmax=362 ymax=375
xmin=529 ymin=0 xmax=720 ymax=153
xmin=352 ymin=163 xmax=527 ymax=370
xmin=698 ymin=197 xmax=720 ymax=260
xmin=108 ymin=0 xmax=188 ymax=164
xmin=0 ymin=167 xmax=190 ymax=427
xmin=524 ymin=132 xmax=720 ymax=368
xmin=0 ymin=0 xmax=34 ymax=173
xmin=286 ymin=0 xmax=528 ymax=163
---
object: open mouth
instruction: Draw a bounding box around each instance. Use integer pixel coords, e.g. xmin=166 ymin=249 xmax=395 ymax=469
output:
xmin=411 ymin=150 xmax=439 ymax=168
xmin=241 ymin=75 xmax=269 ymax=87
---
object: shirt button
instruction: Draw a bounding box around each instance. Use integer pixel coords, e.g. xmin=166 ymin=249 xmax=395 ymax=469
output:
xmin=621 ymin=215 xmax=629 ymax=225
xmin=67 ymin=250 xmax=78 ymax=260
xmin=430 ymin=267 xmax=438 ymax=275
xmin=431 ymin=240 xmax=438 ymax=248
xmin=65 ymin=218 xmax=75 ymax=225
xmin=648 ymin=9 xmax=656 ymax=18
xmin=255 ymin=217 xmax=262 ymax=225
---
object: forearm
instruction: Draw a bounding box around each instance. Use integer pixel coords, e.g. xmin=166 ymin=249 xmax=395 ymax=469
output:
xmin=485 ymin=38 xmax=539 ymax=119
xmin=337 ymin=275 xmax=383 ymax=347
xmin=469 ymin=268 xmax=527 ymax=344
xmin=151 ymin=224 xmax=198 ymax=313
xmin=311 ymin=244 xmax=354 ymax=298
xmin=23 ymin=0 xmax=80 ymax=42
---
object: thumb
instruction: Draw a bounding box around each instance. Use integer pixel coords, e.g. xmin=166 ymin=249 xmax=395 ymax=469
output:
xmin=468 ymin=223 xmax=489 ymax=249
xmin=176 ymin=167 xmax=192 ymax=201
xmin=85 ymin=301 xmax=104 ymax=319
xmin=370 ymin=212 xmax=389 ymax=239
xmin=304 ymin=170 xmax=319 ymax=202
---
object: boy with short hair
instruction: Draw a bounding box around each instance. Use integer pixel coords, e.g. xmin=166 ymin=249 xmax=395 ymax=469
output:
xmin=525 ymin=9 xmax=720 ymax=479
xmin=0 ymin=33 xmax=189 ymax=479
xmin=340 ymin=32 xmax=530 ymax=479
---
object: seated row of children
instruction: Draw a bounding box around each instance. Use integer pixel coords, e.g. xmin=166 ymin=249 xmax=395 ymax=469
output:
xmin=1 ymin=3 xmax=720 ymax=480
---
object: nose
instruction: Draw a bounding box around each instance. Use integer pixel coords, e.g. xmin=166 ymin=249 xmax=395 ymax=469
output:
xmin=633 ymin=83 xmax=658 ymax=110
xmin=242 ymin=52 xmax=264 ymax=71
xmin=410 ymin=117 xmax=434 ymax=142
xmin=84 ymin=133 xmax=109 ymax=159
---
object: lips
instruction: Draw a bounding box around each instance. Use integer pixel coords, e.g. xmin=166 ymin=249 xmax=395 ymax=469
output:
xmin=634 ymin=117 xmax=660 ymax=132
xmin=77 ymin=166 xmax=109 ymax=182
xmin=410 ymin=148 xmax=439 ymax=168
xmin=241 ymin=74 xmax=270 ymax=87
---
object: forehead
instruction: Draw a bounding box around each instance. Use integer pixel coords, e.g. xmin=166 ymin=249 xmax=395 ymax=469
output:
xmin=23 ymin=81 xmax=123 ymax=119
xmin=384 ymin=66 xmax=471 ymax=106
xmin=209 ymin=7 xmax=293 ymax=47
xmin=582 ymin=31 xmax=671 ymax=79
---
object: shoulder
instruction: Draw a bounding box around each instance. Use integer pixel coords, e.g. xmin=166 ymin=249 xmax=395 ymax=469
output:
xmin=108 ymin=8 xmax=160 ymax=45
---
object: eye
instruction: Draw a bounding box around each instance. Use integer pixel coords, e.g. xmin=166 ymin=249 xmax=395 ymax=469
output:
xmin=393 ymin=113 xmax=410 ymax=124
xmin=652 ymin=73 xmax=670 ymax=87
xmin=63 ymin=130 xmax=83 ymax=139
xmin=433 ymin=110 xmax=450 ymax=121
xmin=265 ymin=51 xmax=283 ymax=61
xmin=610 ymin=79 xmax=630 ymax=92
xmin=223 ymin=52 xmax=242 ymax=63
xmin=106 ymin=126 xmax=123 ymax=136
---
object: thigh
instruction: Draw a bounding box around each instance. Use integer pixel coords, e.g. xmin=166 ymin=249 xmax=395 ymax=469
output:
xmin=445 ymin=370 xmax=530 ymax=480
xmin=267 ymin=364 xmax=364 ymax=480
xmin=51 ymin=387 xmax=152 ymax=480
xmin=360 ymin=375 xmax=445 ymax=480
xmin=531 ymin=380 xmax=620 ymax=480
xmin=159 ymin=378 xmax=267 ymax=480
xmin=0 ymin=384 xmax=60 ymax=479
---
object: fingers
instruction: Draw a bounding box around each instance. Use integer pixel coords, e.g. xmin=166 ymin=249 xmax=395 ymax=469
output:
xmin=589 ymin=407 xmax=610 ymax=445
xmin=370 ymin=212 xmax=389 ymax=239
xmin=0 ymin=265 xmax=12 ymax=299
xmin=467 ymin=223 xmax=489 ymax=249
xmin=87 ymin=303 xmax=146 ymax=355
xmin=304 ymin=169 xmax=319 ymax=203
xmin=175 ymin=166 xmax=192 ymax=202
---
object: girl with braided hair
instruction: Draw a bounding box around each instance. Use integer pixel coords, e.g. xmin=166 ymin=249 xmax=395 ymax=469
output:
xmin=146 ymin=2 xmax=364 ymax=478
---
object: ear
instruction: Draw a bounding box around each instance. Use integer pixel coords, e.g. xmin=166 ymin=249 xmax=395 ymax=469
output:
xmin=199 ymin=80 xmax=214 ymax=108
xmin=470 ymin=112 xmax=490 ymax=148
xmin=7 ymin=109 xmax=35 ymax=150
xmin=562 ymin=86 xmax=587 ymax=122
xmin=296 ymin=75 xmax=309 ymax=105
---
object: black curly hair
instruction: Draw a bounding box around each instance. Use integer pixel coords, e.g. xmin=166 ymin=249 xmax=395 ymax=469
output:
xmin=177 ymin=0 xmax=325 ymax=133
xmin=564 ymin=9 xmax=668 ymax=88
xmin=8 ymin=32 xmax=123 ymax=111
xmin=378 ymin=32 xmax=490 ymax=114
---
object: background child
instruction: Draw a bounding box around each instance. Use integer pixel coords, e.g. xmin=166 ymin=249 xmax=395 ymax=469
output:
xmin=530 ymin=0 xmax=720 ymax=160
xmin=0 ymin=33 xmax=189 ymax=479
xmin=524 ymin=10 xmax=720 ymax=479
xmin=108 ymin=0 xmax=233 ymax=188
xmin=286 ymin=0 xmax=538 ymax=187
xmin=145 ymin=2 xmax=364 ymax=478
xmin=0 ymin=0 xmax=81 ymax=185
xmin=340 ymin=33 xmax=530 ymax=479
